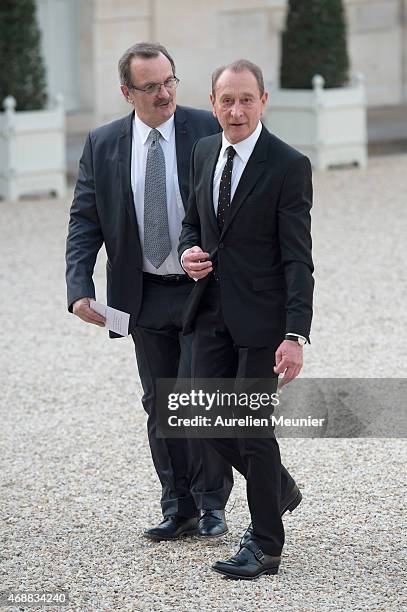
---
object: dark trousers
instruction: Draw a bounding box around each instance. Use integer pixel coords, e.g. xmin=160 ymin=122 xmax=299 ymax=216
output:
xmin=131 ymin=274 xmax=233 ymax=518
xmin=192 ymin=280 xmax=292 ymax=555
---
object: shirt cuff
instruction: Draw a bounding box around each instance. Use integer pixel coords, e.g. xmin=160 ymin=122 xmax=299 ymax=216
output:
xmin=286 ymin=333 xmax=308 ymax=343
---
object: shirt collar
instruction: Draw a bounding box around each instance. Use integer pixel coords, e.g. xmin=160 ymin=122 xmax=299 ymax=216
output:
xmin=220 ymin=121 xmax=262 ymax=163
xmin=133 ymin=112 xmax=175 ymax=144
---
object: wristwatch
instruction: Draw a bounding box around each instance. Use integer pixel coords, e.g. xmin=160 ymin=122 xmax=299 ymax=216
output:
xmin=285 ymin=334 xmax=307 ymax=347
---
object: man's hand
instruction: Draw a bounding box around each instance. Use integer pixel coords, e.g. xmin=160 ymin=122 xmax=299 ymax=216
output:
xmin=182 ymin=246 xmax=213 ymax=280
xmin=72 ymin=297 xmax=105 ymax=327
xmin=274 ymin=340 xmax=303 ymax=389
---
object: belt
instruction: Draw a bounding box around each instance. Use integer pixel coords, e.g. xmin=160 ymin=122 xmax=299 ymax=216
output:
xmin=143 ymin=272 xmax=192 ymax=284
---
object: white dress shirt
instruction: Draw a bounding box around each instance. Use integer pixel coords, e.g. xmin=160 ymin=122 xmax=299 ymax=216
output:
xmin=212 ymin=121 xmax=262 ymax=213
xmin=180 ymin=122 xmax=262 ymax=269
xmin=131 ymin=113 xmax=185 ymax=274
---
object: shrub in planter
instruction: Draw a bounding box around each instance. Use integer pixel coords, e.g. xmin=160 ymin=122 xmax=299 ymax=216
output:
xmin=0 ymin=1 xmax=66 ymax=200
xmin=267 ymin=0 xmax=366 ymax=169
xmin=0 ymin=0 xmax=47 ymax=110
xmin=280 ymin=0 xmax=349 ymax=89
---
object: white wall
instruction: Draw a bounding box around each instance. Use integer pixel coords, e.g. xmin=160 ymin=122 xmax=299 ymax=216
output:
xmin=345 ymin=0 xmax=405 ymax=105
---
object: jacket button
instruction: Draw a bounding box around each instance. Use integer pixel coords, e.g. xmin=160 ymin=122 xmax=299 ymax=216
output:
xmin=219 ymin=242 xmax=224 ymax=249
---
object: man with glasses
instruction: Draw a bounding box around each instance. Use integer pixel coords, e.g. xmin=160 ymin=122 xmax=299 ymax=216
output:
xmin=66 ymin=43 xmax=232 ymax=541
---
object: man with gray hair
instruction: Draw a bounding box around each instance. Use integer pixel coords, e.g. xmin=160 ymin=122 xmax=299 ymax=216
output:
xmin=179 ymin=58 xmax=313 ymax=578
xmin=66 ymin=42 xmax=233 ymax=541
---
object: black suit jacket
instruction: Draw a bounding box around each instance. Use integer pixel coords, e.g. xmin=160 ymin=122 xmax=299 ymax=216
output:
xmin=178 ymin=125 xmax=314 ymax=347
xmin=66 ymin=106 xmax=219 ymax=336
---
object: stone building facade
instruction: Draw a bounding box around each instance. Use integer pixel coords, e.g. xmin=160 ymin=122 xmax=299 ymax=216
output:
xmin=36 ymin=0 xmax=407 ymax=129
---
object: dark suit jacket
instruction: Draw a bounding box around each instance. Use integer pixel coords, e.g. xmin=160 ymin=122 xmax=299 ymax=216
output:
xmin=178 ymin=125 xmax=314 ymax=347
xmin=66 ymin=106 xmax=219 ymax=336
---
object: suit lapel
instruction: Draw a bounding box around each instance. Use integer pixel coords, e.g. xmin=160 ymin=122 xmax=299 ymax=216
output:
xmin=174 ymin=106 xmax=191 ymax=208
xmin=118 ymin=111 xmax=137 ymax=228
xmin=221 ymin=126 xmax=269 ymax=237
xmin=203 ymin=135 xmax=222 ymax=236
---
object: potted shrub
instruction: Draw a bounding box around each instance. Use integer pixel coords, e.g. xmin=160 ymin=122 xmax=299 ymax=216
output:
xmin=0 ymin=0 xmax=66 ymax=200
xmin=266 ymin=0 xmax=367 ymax=170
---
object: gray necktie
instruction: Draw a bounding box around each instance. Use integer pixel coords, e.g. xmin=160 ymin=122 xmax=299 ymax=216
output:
xmin=144 ymin=128 xmax=171 ymax=268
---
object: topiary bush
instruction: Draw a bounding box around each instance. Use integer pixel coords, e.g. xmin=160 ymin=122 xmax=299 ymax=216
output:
xmin=0 ymin=0 xmax=47 ymax=110
xmin=280 ymin=0 xmax=349 ymax=89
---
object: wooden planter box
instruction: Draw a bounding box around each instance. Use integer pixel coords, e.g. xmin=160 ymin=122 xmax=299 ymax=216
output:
xmin=265 ymin=74 xmax=367 ymax=170
xmin=0 ymin=95 xmax=66 ymax=201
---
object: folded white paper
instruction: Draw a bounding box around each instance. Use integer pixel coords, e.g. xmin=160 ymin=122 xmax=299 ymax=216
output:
xmin=89 ymin=300 xmax=130 ymax=336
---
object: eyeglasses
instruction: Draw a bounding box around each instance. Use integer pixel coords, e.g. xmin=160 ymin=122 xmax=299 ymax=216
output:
xmin=128 ymin=76 xmax=180 ymax=95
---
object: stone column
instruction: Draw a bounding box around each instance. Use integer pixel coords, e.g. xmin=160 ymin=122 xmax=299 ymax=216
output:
xmin=345 ymin=0 xmax=403 ymax=105
xmin=92 ymin=0 xmax=153 ymax=123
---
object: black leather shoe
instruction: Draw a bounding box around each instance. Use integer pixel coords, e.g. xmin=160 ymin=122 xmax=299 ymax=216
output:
xmin=212 ymin=540 xmax=280 ymax=580
xmin=144 ymin=515 xmax=198 ymax=541
xmin=198 ymin=509 xmax=228 ymax=538
xmin=281 ymin=482 xmax=303 ymax=515
xmin=240 ymin=483 xmax=302 ymax=547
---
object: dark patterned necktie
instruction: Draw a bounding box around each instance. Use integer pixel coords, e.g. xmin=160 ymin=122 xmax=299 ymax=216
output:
xmin=217 ymin=146 xmax=236 ymax=231
xmin=144 ymin=128 xmax=171 ymax=269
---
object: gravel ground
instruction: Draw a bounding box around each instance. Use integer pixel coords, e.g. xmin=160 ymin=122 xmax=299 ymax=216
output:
xmin=1 ymin=154 xmax=406 ymax=611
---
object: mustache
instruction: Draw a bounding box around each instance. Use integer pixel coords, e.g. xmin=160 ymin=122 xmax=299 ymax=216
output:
xmin=154 ymin=98 xmax=173 ymax=107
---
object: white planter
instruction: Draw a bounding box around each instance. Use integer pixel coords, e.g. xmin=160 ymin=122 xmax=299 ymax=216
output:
xmin=0 ymin=95 xmax=66 ymax=201
xmin=265 ymin=74 xmax=367 ymax=170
